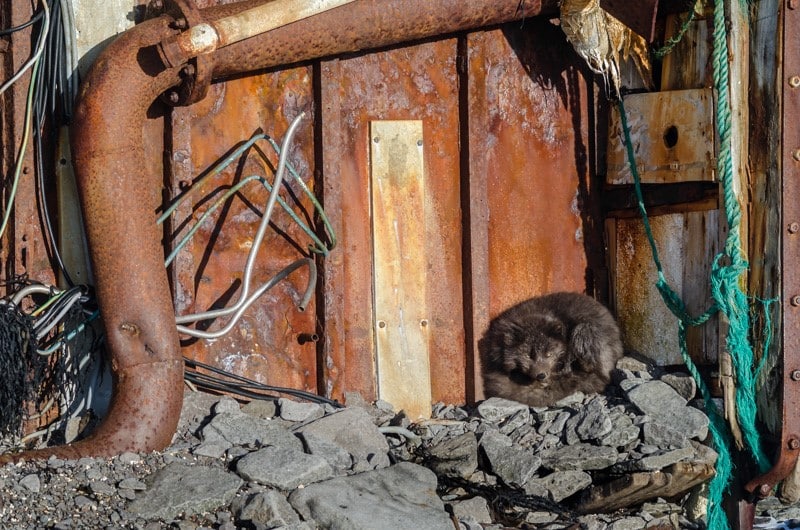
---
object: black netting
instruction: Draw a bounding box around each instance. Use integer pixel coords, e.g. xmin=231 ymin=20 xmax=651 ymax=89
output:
xmin=0 ymin=303 xmax=41 ymax=435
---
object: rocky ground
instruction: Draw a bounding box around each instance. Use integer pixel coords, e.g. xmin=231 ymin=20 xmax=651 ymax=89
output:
xmin=0 ymin=356 xmax=795 ymax=529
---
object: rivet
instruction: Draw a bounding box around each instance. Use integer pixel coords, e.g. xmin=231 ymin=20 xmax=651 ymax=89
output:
xmin=120 ymin=322 xmax=140 ymax=336
xmin=790 ymin=222 xmax=800 ymax=234
xmin=377 ymin=320 xmax=386 ymax=328
xmin=792 ymin=296 xmax=800 ymax=307
xmin=790 ymin=76 xmax=800 ymax=88
xmin=790 ymin=438 xmax=800 ymax=450
xmin=373 ymin=136 xmax=380 ymax=143
xmin=420 ymin=319 xmax=428 ymax=327
xmin=794 ymin=149 xmax=800 ymax=162
xmin=792 ymin=370 xmax=800 ymax=381
xmin=416 ymin=139 xmax=423 ymax=147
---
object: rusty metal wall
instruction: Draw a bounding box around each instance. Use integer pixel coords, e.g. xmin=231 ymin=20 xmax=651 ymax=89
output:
xmin=168 ymin=68 xmax=319 ymax=393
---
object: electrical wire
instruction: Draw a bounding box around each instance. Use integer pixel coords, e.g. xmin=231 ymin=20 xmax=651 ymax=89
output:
xmin=173 ymin=113 xmax=314 ymax=336
xmin=0 ymin=9 xmax=44 ymax=36
xmin=0 ymin=1 xmax=50 ymax=97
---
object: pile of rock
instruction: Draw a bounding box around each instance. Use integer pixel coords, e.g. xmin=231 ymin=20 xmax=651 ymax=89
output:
xmin=0 ymin=357 xmax=783 ymax=529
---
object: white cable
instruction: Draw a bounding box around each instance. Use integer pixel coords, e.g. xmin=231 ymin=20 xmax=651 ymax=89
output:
xmin=0 ymin=1 xmax=50 ymax=97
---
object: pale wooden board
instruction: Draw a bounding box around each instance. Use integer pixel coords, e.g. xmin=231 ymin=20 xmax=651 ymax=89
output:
xmin=370 ymin=120 xmax=432 ymax=420
xmin=606 ymin=88 xmax=715 ymax=185
xmin=609 ymin=211 xmax=719 ymax=366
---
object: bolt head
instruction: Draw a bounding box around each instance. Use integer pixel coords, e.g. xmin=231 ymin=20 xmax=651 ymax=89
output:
xmin=792 ymin=370 xmax=800 ymax=381
xmin=791 ymin=438 xmax=800 ymax=450
xmin=790 ymin=76 xmax=800 ymax=88
xmin=793 ymin=296 xmax=800 ymax=307
xmin=791 ymin=222 xmax=800 ymax=234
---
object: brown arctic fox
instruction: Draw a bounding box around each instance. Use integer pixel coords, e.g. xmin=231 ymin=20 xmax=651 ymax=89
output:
xmin=479 ymin=292 xmax=623 ymax=407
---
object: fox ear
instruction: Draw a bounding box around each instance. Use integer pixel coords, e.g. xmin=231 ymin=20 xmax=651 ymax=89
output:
xmin=541 ymin=314 xmax=566 ymax=339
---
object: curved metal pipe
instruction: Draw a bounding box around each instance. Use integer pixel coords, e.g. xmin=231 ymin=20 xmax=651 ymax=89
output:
xmin=0 ymin=0 xmax=555 ymax=463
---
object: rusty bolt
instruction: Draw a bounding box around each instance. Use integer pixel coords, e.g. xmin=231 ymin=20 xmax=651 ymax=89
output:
xmin=794 ymin=149 xmax=800 ymax=162
xmin=793 ymin=295 xmax=800 ymax=307
xmin=792 ymin=370 xmax=800 ymax=381
xmin=759 ymin=483 xmax=772 ymax=497
xmin=790 ymin=76 xmax=800 ymax=88
xmin=790 ymin=222 xmax=800 ymax=234
xmin=420 ymin=319 xmax=428 ymax=327
xmin=168 ymin=91 xmax=180 ymax=104
xmin=790 ymin=438 xmax=800 ymax=450
xmin=182 ymin=64 xmax=196 ymax=77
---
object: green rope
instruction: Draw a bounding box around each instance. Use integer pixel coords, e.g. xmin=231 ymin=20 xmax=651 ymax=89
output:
xmin=618 ymin=98 xmax=733 ymax=530
xmin=618 ymin=1 xmax=773 ymax=526
xmin=653 ymin=9 xmax=697 ymax=59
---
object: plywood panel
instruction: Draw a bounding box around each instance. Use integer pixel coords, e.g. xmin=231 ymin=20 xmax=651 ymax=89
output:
xmin=168 ymin=68 xmax=318 ymax=393
xmin=320 ymin=39 xmax=464 ymax=404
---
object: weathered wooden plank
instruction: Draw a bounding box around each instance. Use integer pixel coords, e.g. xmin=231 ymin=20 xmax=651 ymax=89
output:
xmin=607 ymin=89 xmax=715 ymax=185
xmin=610 ymin=211 xmax=719 ymax=365
xmin=370 ymin=120 xmax=432 ymax=420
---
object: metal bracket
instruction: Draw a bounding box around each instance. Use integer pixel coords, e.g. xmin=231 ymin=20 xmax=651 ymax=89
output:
xmin=145 ymin=0 xmax=212 ymax=106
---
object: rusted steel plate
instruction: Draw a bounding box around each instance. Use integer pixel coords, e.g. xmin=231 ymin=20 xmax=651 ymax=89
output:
xmin=745 ymin=0 xmax=800 ymax=498
xmin=609 ymin=211 xmax=719 ymax=366
xmin=600 ymin=0 xmax=659 ymax=42
xmin=467 ymin=24 xmax=600 ymax=320
xmin=320 ymin=39 xmax=464 ymax=404
xmin=607 ymin=89 xmax=715 ymax=185
xmin=370 ymin=120 xmax=432 ymax=420
xmin=466 ymin=22 xmax=605 ymax=400
xmin=169 ymin=67 xmax=318 ymax=394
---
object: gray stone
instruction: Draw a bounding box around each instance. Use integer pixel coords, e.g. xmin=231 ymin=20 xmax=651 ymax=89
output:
xmin=499 ymin=409 xmax=532 ymax=435
xmin=525 ymin=470 xmax=593 ymax=501
xmin=616 ymin=356 xmax=652 ymax=372
xmin=236 ymin=445 xmax=334 ymax=490
xmin=480 ymin=429 xmax=541 ymax=486
xmin=555 ymin=392 xmax=586 ymax=407
xmin=299 ymin=432 xmax=353 ymax=472
xmin=548 ymin=411 xmax=571 ymax=436
xmin=193 ymin=441 xmax=230 ymax=458
xmin=214 ymin=395 xmax=241 ymax=414
xmin=128 ymin=463 xmax=243 ymax=521
xmin=476 ymin=397 xmax=529 ymax=422
xmin=242 ymin=399 xmax=277 ymax=419
xmin=19 ymin=474 xmax=40 ymax=493
xmin=118 ymin=478 xmax=147 ymax=491
xmin=575 ymin=397 xmax=613 ymax=441
xmin=278 ymin=398 xmax=325 ymax=423
xmin=599 ymin=411 xmax=640 ymax=448
xmin=427 ymin=432 xmax=479 ymax=479
xmin=231 ymin=490 xmax=300 ymax=527
xmin=691 ymin=440 xmax=719 ymax=465
xmin=202 ymin=412 xmax=303 ymax=451
xmin=626 ymin=381 xmax=709 ymax=440
xmin=525 ymin=511 xmax=559 ymax=524
xmin=295 ymin=408 xmax=390 ymax=472
xmin=89 ymin=480 xmax=117 ymax=496
xmin=450 ymin=496 xmax=492 ymax=524
xmin=661 ymin=373 xmax=697 ymax=401
xmin=542 ymin=443 xmax=619 ymax=471
xmin=289 ymin=462 xmax=452 ymax=530
xmin=642 ymin=421 xmax=689 ymax=449
xmin=637 ymin=446 xmax=696 ymax=470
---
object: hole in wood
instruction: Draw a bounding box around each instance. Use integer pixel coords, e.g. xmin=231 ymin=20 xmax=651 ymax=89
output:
xmin=663 ymin=125 xmax=679 ymax=148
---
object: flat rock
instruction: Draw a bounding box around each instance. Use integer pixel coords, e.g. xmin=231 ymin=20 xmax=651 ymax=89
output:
xmin=427 ymin=431 xmax=479 ymax=479
xmin=231 ymin=490 xmax=300 ymax=527
xmin=660 ymin=373 xmax=696 ymax=401
xmin=450 ymin=496 xmax=492 ymax=524
xmin=476 ymin=397 xmax=530 ymax=422
xmin=241 ymin=399 xmax=277 ymax=419
xmin=236 ymin=445 xmax=334 ymax=490
xmin=480 ymin=429 xmax=541 ymax=486
xmin=574 ymin=397 xmax=613 ymax=442
xmin=279 ymin=398 xmax=325 ymax=423
xmin=599 ymin=410 xmax=640 ymax=448
xmin=289 ymin=462 xmax=452 ymax=530
xmin=299 ymin=432 xmax=353 ymax=472
xmin=636 ymin=446 xmax=695 ymax=471
xmin=202 ymin=412 xmax=303 ymax=451
xmin=642 ymin=421 xmax=689 ymax=449
xmin=128 ymin=463 xmax=243 ymax=521
xmin=541 ymin=443 xmax=619 ymax=471
xmin=295 ymin=408 xmax=390 ymax=472
xmin=626 ymin=381 xmax=709 ymax=440
xmin=525 ymin=470 xmax=593 ymax=502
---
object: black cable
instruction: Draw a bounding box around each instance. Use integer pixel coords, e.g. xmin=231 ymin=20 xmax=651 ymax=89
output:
xmin=184 ymin=356 xmax=342 ymax=408
xmin=0 ymin=8 xmax=44 ymax=37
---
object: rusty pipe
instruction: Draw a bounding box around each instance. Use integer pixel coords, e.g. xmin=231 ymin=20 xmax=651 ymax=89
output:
xmin=159 ymin=0 xmax=357 ymax=67
xmin=0 ymin=0 xmax=556 ymax=463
